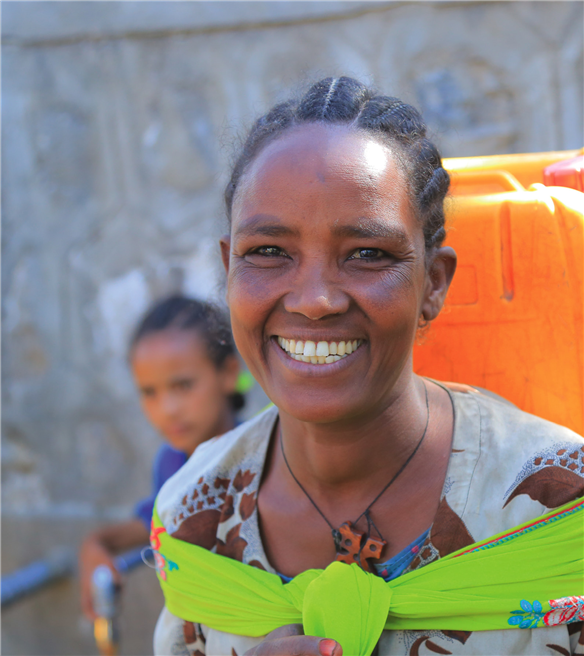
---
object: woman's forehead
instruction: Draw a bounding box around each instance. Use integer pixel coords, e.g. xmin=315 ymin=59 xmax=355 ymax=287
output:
xmin=243 ymin=123 xmax=398 ymax=182
xmin=231 ymin=123 xmax=413 ymax=232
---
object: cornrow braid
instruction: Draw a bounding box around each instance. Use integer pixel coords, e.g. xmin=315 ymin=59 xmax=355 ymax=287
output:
xmin=225 ymin=76 xmax=450 ymax=251
xmin=321 ymin=78 xmax=338 ymax=118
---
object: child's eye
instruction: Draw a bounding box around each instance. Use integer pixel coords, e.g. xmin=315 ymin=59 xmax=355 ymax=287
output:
xmin=349 ymin=248 xmax=385 ymax=260
xmin=174 ymin=379 xmax=194 ymax=391
xmin=140 ymin=387 xmax=156 ymax=398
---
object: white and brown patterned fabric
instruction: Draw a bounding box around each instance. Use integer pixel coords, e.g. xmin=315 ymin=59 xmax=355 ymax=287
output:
xmin=154 ymin=386 xmax=584 ymax=656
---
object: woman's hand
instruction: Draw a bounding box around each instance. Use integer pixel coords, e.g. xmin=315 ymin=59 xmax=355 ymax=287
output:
xmin=244 ymin=624 xmax=342 ymax=656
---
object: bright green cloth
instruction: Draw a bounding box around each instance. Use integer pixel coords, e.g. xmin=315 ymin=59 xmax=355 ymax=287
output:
xmin=151 ymin=499 xmax=584 ymax=656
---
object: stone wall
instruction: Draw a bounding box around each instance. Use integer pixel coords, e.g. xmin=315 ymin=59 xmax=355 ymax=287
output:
xmin=2 ymin=2 xmax=582 ymax=654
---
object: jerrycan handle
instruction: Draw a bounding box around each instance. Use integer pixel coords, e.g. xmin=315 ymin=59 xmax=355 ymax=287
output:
xmin=449 ymin=169 xmax=525 ymax=194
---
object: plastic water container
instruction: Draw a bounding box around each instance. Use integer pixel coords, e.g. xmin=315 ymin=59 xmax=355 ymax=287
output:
xmin=414 ymin=183 xmax=583 ymax=435
xmin=444 ymin=149 xmax=583 ymax=194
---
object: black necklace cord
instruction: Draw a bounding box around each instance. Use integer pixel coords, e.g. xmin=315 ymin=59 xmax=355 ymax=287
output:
xmin=353 ymin=382 xmax=430 ymax=527
xmin=364 ymin=508 xmax=384 ymax=542
xmin=279 ymin=433 xmax=337 ymax=534
xmin=279 ymin=381 xmax=430 ymax=542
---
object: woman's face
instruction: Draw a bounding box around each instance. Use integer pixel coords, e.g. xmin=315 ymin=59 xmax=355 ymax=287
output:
xmin=131 ymin=330 xmax=239 ymax=455
xmin=222 ymin=123 xmax=451 ymax=424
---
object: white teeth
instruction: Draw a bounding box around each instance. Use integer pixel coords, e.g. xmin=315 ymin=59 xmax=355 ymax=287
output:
xmin=316 ymin=341 xmax=329 ymax=357
xmin=303 ymin=341 xmax=316 ymax=356
xmin=277 ymin=336 xmax=363 ymax=364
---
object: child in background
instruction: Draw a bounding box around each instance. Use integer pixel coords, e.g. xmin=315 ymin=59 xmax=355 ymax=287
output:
xmin=79 ymin=295 xmax=243 ymax=620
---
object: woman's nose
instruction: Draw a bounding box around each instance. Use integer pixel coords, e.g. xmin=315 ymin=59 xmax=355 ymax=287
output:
xmin=283 ymin=263 xmax=350 ymax=320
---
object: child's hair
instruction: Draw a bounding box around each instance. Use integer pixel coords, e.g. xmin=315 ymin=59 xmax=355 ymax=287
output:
xmin=130 ymin=295 xmax=245 ymax=411
xmin=225 ymin=76 xmax=450 ymax=252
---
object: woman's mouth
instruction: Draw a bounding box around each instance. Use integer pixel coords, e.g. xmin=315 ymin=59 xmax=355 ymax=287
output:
xmin=275 ymin=337 xmax=364 ymax=364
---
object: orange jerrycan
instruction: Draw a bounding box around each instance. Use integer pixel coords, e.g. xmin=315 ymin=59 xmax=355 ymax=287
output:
xmin=413 ymin=182 xmax=584 ymax=436
xmin=444 ymin=148 xmax=583 ymax=192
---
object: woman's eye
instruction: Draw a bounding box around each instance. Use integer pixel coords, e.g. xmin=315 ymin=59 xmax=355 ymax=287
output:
xmin=253 ymin=246 xmax=286 ymax=257
xmin=349 ymin=248 xmax=385 ymax=260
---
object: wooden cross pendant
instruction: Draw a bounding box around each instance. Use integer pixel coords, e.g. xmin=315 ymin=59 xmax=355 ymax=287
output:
xmin=333 ymin=521 xmax=386 ymax=573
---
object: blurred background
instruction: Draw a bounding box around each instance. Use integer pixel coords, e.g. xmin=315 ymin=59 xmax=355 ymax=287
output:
xmin=2 ymin=1 xmax=583 ymax=654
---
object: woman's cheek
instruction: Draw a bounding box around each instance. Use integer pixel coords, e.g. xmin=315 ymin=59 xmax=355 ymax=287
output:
xmin=227 ymin=284 xmax=266 ymax=375
xmin=228 ymin=266 xmax=283 ymax=327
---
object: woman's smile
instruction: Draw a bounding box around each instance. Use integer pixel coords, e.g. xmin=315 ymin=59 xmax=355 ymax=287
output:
xmin=275 ymin=336 xmax=364 ymax=364
xmin=271 ymin=335 xmax=366 ymax=375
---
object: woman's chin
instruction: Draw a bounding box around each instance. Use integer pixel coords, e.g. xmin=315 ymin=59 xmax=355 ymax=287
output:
xmin=270 ymin=388 xmax=369 ymax=425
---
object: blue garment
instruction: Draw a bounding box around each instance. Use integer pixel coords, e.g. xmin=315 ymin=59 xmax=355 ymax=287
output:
xmin=373 ymin=528 xmax=430 ymax=581
xmin=135 ymin=445 xmax=188 ymax=529
xmin=278 ymin=529 xmax=430 ymax=584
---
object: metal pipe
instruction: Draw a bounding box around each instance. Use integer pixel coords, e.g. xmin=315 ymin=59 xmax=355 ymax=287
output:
xmin=0 ymin=545 xmax=146 ymax=609
xmin=1 ymin=548 xmax=75 ymax=608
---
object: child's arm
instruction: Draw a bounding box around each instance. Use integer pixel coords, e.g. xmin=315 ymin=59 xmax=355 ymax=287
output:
xmin=78 ymin=518 xmax=149 ymax=621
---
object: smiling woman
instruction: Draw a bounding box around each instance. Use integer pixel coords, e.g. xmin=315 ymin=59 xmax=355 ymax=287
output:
xmin=152 ymin=78 xmax=584 ymax=656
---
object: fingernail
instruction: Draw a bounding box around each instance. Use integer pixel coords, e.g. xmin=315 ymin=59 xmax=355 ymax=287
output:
xmin=319 ymin=639 xmax=337 ymax=656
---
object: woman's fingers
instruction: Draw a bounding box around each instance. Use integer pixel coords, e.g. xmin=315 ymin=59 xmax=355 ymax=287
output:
xmin=264 ymin=624 xmax=304 ymax=639
xmin=244 ymin=635 xmax=342 ymax=656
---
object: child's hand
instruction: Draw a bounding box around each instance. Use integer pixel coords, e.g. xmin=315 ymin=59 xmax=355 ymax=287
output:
xmin=78 ymin=519 xmax=149 ymax=620
xmin=78 ymin=537 xmax=122 ymax=621
xmin=244 ymin=625 xmax=342 ymax=656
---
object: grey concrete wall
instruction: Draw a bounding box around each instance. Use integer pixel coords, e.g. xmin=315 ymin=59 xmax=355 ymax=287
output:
xmin=2 ymin=2 xmax=582 ymax=654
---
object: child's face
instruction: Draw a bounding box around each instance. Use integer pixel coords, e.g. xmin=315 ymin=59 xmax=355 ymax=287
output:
xmin=131 ymin=330 xmax=239 ymax=455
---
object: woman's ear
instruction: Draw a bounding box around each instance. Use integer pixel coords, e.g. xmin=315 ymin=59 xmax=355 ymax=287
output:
xmin=421 ymin=246 xmax=457 ymax=321
xmin=220 ymin=235 xmax=231 ymax=275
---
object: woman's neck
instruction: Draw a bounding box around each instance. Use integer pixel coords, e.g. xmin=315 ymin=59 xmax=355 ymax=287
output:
xmin=277 ymin=374 xmax=429 ymax=494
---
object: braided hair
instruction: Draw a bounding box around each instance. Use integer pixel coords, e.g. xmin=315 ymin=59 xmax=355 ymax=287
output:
xmin=225 ymin=77 xmax=449 ymax=251
xmin=130 ymin=295 xmax=244 ymax=411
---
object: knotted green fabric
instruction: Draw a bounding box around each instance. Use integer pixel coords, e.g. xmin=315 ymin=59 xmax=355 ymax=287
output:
xmin=151 ymin=499 xmax=583 ymax=656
